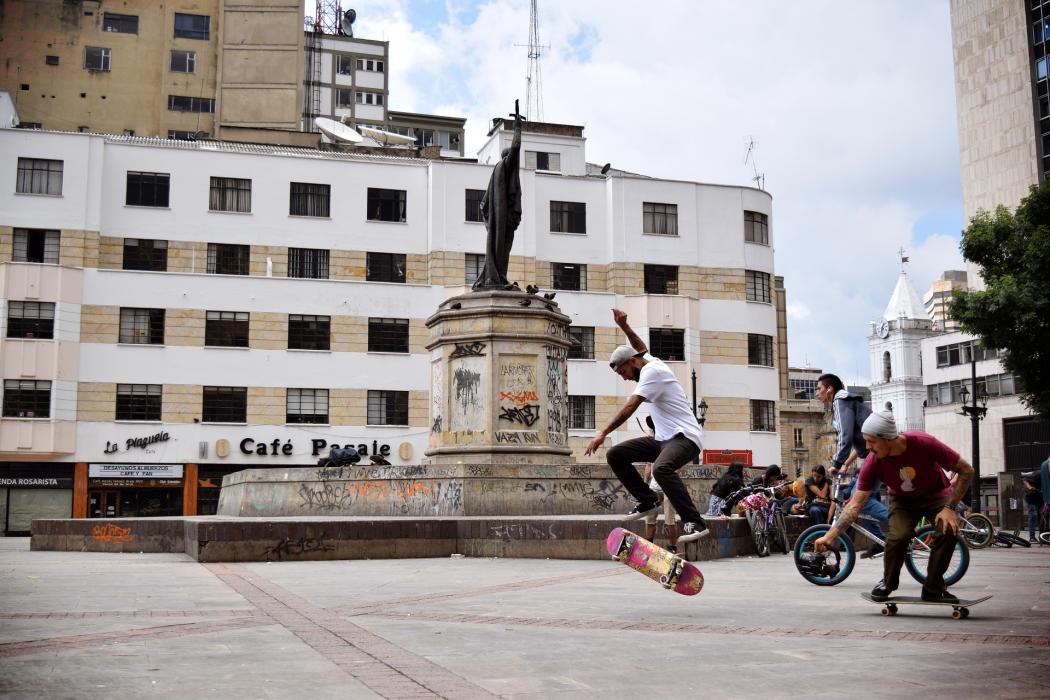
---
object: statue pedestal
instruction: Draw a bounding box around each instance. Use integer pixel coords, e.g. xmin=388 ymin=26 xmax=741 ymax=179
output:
xmin=424 ymin=290 xmax=574 ymax=465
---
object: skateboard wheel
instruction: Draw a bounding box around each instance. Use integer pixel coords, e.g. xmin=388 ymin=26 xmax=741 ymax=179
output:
xmin=961 ymin=608 xmax=970 ymax=619
xmin=952 ymin=609 xmax=962 ymax=620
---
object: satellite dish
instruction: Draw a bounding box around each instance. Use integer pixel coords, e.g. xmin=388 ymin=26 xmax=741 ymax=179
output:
xmin=315 ymin=116 xmax=363 ymax=144
xmin=357 ymin=124 xmax=416 ymax=146
xmin=341 ymin=8 xmax=356 ymax=37
xmin=600 ymin=163 xmax=611 ymax=175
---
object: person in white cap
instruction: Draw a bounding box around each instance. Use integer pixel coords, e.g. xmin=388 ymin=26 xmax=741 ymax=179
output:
xmin=813 ymin=410 xmax=974 ymax=603
xmin=584 ymin=309 xmax=708 ymax=543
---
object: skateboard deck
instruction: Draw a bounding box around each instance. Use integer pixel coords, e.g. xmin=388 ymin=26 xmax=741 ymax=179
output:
xmin=861 ymin=592 xmax=992 ymax=619
xmin=606 ymin=527 xmax=704 ymax=596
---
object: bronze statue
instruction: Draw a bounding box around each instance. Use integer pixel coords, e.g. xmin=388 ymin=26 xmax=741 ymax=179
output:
xmin=472 ymin=101 xmax=523 ymax=291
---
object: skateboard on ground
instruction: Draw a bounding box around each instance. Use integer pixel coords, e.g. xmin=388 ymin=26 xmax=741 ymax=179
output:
xmin=606 ymin=527 xmax=704 ymax=596
xmin=861 ymin=592 xmax=992 ymax=620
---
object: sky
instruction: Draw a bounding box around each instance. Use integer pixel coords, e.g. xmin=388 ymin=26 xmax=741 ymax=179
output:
xmin=317 ymin=0 xmax=966 ymax=385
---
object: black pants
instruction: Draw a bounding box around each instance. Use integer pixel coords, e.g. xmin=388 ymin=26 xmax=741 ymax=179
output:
xmin=883 ymin=496 xmax=956 ymax=594
xmin=606 ymin=434 xmax=704 ymax=524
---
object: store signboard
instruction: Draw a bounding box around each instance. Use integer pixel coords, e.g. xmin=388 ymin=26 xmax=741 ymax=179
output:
xmin=0 ymin=477 xmax=73 ymax=488
xmin=89 ymin=464 xmax=184 ymax=479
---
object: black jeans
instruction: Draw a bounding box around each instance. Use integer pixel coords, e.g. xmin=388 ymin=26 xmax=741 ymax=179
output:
xmin=606 ymin=434 xmax=704 ymax=524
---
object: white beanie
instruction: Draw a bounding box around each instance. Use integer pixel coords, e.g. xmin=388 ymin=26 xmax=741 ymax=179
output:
xmin=862 ymin=410 xmax=899 ymax=440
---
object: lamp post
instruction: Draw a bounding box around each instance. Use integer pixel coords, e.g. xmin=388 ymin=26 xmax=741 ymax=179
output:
xmin=957 ymin=356 xmax=988 ymax=514
xmin=690 ymin=369 xmax=709 ymax=463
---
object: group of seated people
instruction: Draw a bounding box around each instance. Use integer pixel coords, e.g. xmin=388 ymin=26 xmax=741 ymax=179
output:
xmin=706 ymin=462 xmax=834 ymax=527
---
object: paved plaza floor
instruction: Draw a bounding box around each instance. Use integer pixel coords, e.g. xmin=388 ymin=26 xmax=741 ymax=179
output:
xmin=0 ymin=536 xmax=1048 ymax=699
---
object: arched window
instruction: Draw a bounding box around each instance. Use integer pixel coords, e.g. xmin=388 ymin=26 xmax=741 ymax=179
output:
xmin=883 ymin=351 xmax=892 ymax=381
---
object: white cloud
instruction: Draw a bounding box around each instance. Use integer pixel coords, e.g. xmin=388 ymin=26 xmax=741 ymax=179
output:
xmin=337 ymin=0 xmax=965 ymax=385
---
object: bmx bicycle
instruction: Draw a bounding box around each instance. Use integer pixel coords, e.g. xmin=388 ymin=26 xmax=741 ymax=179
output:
xmin=729 ymin=485 xmax=790 ymax=557
xmin=794 ymin=476 xmax=970 ymax=586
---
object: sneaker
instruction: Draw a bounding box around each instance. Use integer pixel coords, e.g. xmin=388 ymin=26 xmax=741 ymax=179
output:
xmin=921 ymin=588 xmax=960 ymax=604
xmin=625 ymin=501 xmax=660 ymax=521
xmin=677 ymin=521 xmax=709 ymax=543
xmin=666 ymin=544 xmax=679 ymax=555
xmin=870 ymin=580 xmax=895 ymax=602
xmin=1031 ymin=536 xmax=1038 ymax=543
xmin=860 ymin=544 xmax=884 ymax=559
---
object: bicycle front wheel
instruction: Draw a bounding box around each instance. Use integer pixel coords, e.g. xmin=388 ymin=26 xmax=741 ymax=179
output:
xmin=1039 ymin=531 xmax=1050 ymax=545
xmin=793 ymin=524 xmax=855 ymax=585
xmin=961 ymin=512 xmax=994 ymax=549
xmin=905 ymin=524 xmax=970 ymax=586
xmin=747 ymin=510 xmax=769 ymax=557
xmin=772 ymin=509 xmax=790 ymax=554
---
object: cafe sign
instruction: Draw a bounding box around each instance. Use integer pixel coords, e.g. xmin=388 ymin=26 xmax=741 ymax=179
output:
xmin=89 ymin=464 xmax=184 ymax=479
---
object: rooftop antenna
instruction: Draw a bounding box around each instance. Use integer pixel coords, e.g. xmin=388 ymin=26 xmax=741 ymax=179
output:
xmin=518 ymin=0 xmax=548 ymax=121
xmin=743 ymin=136 xmax=766 ymax=190
xmin=311 ymin=0 xmax=344 ymax=34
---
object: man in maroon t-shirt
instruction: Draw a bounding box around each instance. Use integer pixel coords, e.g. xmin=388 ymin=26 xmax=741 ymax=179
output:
xmin=814 ymin=410 xmax=974 ymax=603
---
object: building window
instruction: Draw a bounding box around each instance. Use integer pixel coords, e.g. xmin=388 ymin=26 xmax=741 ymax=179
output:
xmin=15 ymin=122 xmax=41 ymax=129
xmin=6 ymin=301 xmax=55 ymax=339
xmin=46 ymin=55 xmax=59 ymax=66
xmin=123 ymin=238 xmax=168 ymax=271
xmin=209 ymin=177 xmax=251 ymax=213
xmin=935 ymin=340 xmax=999 ymax=368
xmin=367 ymin=188 xmax=407 ymax=222
xmin=790 ymin=378 xmax=818 ymax=399
xmin=16 ymin=158 xmax=63 ymax=195
xmin=287 ymin=388 xmax=329 ymax=424
xmin=883 ymin=351 xmax=892 ymax=382
xmin=170 ymin=50 xmax=196 ymax=73
xmin=552 ymin=262 xmax=587 ymax=291
xmin=465 ymin=189 xmax=485 ymax=222
xmin=649 ymin=328 xmax=685 ymax=362
xmin=550 ymin=201 xmax=586 ymax=234
xmin=288 ymin=248 xmax=329 ymax=279
xmin=643 ymin=202 xmax=678 ymax=235
xmin=116 ymin=384 xmax=161 ymax=421
xmin=569 ymin=395 xmax=595 ymax=430
xmin=2 ymin=380 xmax=51 ymax=418
xmin=289 ymin=182 xmax=330 ymax=217
xmin=84 ymin=46 xmax=111 ymax=71
xmin=126 ymin=171 xmax=170 ymax=207
xmin=745 ymin=270 xmax=771 ymax=303
xmin=206 ymin=243 xmax=249 ymax=275
xmin=336 ymin=89 xmax=354 ymax=108
xmin=793 ymin=428 xmax=804 ymax=449
xmin=168 ymin=130 xmax=198 ymax=140
xmin=174 ymin=12 xmax=210 ymax=40
xmin=288 ymin=314 xmax=330 ymax=351
xmin=119 ymin=308 xmax=165 ymax=345
xmin=644 ymin=264 xmax=679 ymax=295
xmin=366 ymin=252 xmax=406 ymax=283
xmin=13 ymin=229 xmax=60 ymax=263
xmin=357 ymin=58 xmax=384 ymax=72
xmin=104 ymin=12 xmax=139 ymax=33
xmin=751 ymin=400 xmax=775 ymax=432
xmin=167 ymin=95 xmax=214 ymax=113
xmin=205 ymin=311 xmax=249 ymax=347
xmin=356 ymin=91 xmax=384 ymax=106
xmin=202 ymin=386 xmax=246 ymax=423
xmin=747 ymin=334 xmax=774 ymax=367
xmin=368 ymin=317 xmax=409 ymax=353
xmin=465 ymin=253 xmax=485 ymax=284
xmin=744 ymin=211 xmax=769 ymax=245
xmin=367 ymin=390 xmax=408 ymax=426
xmin=568 ymin=326 xmax=595 ymax=360
xmin=336 ymin=55 xmax=354 ymax=74
xmin=926 ymin=372 xmax=1021 ymax=406
xmin=525 ymin=150 xmax=560 ymax=171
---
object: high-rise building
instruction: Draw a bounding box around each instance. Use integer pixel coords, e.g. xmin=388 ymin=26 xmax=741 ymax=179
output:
xmin=922 ymin=269 xmax=968 ymax=332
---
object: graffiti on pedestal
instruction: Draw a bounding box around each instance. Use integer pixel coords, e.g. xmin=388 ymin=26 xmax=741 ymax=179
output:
xmin=546 ymin=345 xmax=567 ymax=445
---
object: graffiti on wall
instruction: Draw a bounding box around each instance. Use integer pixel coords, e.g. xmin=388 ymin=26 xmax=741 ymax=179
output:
xmin=546 ymin=345 xmax=567 ymax=445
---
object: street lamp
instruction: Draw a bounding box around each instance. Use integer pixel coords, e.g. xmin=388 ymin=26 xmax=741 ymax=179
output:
xmin=698 ymin=398 xmax=709 ymax=427
xmin=957 ymin=357 xmax=989 ymax=513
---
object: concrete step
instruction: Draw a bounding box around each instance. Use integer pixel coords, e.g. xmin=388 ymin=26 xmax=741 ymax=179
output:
xmin=30 ymin=514 xmax=816 ymax=563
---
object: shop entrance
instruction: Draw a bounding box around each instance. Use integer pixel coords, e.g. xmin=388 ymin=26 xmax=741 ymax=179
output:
xmin=88 ymin=488 xmax=182 ymax=518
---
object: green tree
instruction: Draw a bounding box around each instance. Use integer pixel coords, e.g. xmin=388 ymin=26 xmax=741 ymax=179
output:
xmin=950 ymin=183 xmax=1050 ymax=418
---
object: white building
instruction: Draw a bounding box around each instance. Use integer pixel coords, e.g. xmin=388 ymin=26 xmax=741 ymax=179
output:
xmin=868 ymin=264 xmax=936 ymax=432
xmin=0 ymin=121 xmax=779 ymax=531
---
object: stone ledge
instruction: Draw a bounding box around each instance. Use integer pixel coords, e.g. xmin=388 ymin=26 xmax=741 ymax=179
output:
xmin=30 ymin=514 xmax=813 ymax=563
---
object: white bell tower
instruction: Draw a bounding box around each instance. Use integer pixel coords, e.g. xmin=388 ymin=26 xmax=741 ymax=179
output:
xmin=869 ymin=250 xmax=937 ymax=432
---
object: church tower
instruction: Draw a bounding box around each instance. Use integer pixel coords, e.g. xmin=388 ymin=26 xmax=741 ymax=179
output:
xmin=869 ymin=252 xmax=938 ymax=432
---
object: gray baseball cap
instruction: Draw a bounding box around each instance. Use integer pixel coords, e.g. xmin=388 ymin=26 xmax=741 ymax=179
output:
xmin=609 ymin=345 xmax=643 ymax=369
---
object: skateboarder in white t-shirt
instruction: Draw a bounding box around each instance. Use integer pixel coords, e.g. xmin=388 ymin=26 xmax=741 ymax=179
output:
xmin=584 ymin=309 xmax=708 ymax=543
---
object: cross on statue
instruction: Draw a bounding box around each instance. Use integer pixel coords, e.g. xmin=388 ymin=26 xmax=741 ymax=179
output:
xmin=898 ymin=246 xmax=910 ymax=271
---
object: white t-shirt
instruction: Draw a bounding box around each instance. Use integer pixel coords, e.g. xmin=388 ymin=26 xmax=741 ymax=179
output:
xmin=632 ymin=353 xmax=704 ymax=450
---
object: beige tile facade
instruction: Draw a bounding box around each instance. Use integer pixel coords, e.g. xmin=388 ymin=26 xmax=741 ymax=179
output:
xmin=695 ymin=267 xmax=746 ymax=301
xmin=702 ymin=397 xmax=752 ymax=433
xmin=58 ymin=230 xmax=99 ymax=269
xmin=250 ymin=245 xmax=288 ymax=278
xmin=77 ymin=383 xmax=116 ymax=422
xmin=406 ymin=253 xmax=429 ymax=284
xmin=607 ymin=262 xmax=644 ymax=295
xmin=428 ymin=251 xmax=467 ymax=286
xmin=165 ymin=309 xmax=206 ymax=347
xmin=168 ymin=241 xmax=207 ymax=274
xmin=699 ymin=331 xmax=748 ymax=365
xmin=80 ymin=305 xmax=120 ymax=344
xmin=249 ymin=312 xmax=288 ymax=350
xmin=330 ymin=388 xmax=368 ymax=425
xmin=330 ymin=250 xmax=366 ymax=280
xmin=331 ymin=315 xmax=368 ymax=353
xmin=408 ymin=389 xmax=428 ymax=427
xmin=162 ymin=385 xmax=203 ymax=424
xmin=246 ymin=387 xmax=285 ymax=424
xmin=98 ymin=236 xmax=124 ymax=270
